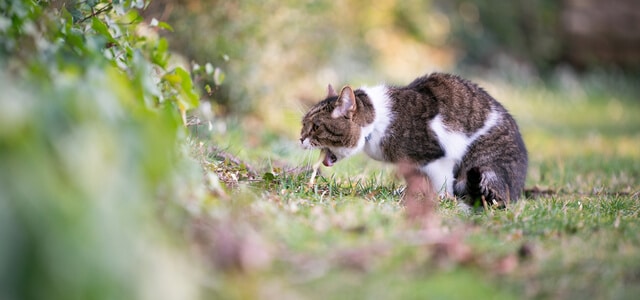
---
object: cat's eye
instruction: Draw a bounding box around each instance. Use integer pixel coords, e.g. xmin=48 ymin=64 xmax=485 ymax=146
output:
xmin=311 ymin=123 xmax=319 ymax=131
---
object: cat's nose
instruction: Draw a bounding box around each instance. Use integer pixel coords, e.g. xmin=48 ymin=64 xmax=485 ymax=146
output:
xmin=300 ymin=138 xmax=311 ymax=149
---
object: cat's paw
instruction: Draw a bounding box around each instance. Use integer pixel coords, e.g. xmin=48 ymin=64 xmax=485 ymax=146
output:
xmin=478 ymin=170 xmax=508 ymax=208
xmin=479 ymin=186 xmax=507 ymax=208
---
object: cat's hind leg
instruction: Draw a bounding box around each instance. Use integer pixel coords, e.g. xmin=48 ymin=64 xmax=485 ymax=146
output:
xmin=464 ymin=166 xmax=509 ymax=208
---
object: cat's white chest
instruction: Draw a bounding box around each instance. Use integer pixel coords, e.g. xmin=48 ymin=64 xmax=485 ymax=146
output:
xmin=360 ymin=85 xmax=393 ymax=161
xmin=363 ymin=131 xmax=386 ymax=161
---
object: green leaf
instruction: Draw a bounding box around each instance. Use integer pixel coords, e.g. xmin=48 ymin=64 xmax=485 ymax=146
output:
xmin=63 ymin=28 xmax=87 ymax=53
xmin=158 ymin=21 xmax=174 ymax=32
xmin=91 ymin=17 xmax=115 ymax=43
xmin=263 ymin=172 xmax=276 ymax=182
xmin=121 ymin=9 xmax=141 ymax=25
xmin=151 ymin=38 xmax=169 ymax=68
xmin=60 ymin=6 xmax=74 ymax=25
xmin=67 ymin=4 xmax=83 ymax=23
xmin=175 ymin=67 xmax=199 ymax=108
xmin=162 ymin=73 xmax=181 ymax=85
xmin=163 ymin=67 xmax=199 ymax=111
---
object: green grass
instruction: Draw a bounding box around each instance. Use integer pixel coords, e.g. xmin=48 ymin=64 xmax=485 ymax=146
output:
xmin=191 ymin=74 xmax=640 ymax=299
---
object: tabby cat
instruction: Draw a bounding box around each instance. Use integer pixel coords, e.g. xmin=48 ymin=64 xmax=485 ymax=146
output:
xmin=300 ymin=73 xmax=528 ymax=207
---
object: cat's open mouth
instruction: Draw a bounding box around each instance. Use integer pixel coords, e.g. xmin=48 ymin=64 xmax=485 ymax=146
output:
xmin=322 ymin=149 xmax=338 ymax=167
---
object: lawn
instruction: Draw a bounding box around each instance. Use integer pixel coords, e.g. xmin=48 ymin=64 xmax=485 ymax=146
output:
xmin=190 ymin=72 xmax=640 ymax=299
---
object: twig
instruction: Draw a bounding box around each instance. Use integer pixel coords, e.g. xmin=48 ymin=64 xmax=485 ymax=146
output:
xmin=77 ymin=4 xmax=113 ymax=23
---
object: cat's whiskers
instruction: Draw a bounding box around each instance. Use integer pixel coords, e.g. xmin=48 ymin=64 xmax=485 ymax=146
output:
xmin=292 ymin=100 xmax=310 ymax=117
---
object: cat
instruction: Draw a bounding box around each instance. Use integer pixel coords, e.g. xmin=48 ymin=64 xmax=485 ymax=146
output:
xmin=300 ymin=72 xmax=528 ymax=207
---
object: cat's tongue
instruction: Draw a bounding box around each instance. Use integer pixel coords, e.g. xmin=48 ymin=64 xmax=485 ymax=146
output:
xmin=322 ymin=149 xmax=337 ymax=167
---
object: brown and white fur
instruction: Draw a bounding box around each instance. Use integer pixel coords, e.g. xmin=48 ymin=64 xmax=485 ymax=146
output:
xmin=300 ymin=73 xmax=528 ymax=208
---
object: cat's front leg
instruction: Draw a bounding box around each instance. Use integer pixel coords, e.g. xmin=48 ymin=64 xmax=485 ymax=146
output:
xmin=421 ymin=158 xmax=456 ymax=198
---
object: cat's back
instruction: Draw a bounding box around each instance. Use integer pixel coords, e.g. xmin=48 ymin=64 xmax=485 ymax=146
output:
xmin=403 ymin=73 xmax=506 ymax=134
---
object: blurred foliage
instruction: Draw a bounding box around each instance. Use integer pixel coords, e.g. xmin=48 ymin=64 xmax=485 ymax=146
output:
xmin=0 ymin=1 xmax=204 ymax=299
xmin=437 ymin=0 xmax=562 ymax=72
xmin=143 ymin=0 xmax=376 ymax=114
xmin=146 ymin=0 xmax=638 ymax=125
xmin=136 ymin=1 xmax=542 ymax=133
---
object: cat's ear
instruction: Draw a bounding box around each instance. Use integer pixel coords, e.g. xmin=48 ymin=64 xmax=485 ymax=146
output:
xmin=327 ymin=84 xmax=338 ymax=97
xmin=332 ymin=86 xmax=356 ymax=119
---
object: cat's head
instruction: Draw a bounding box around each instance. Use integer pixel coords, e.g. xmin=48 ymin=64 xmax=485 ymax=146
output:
xmin=300 ymin=84 xmax=369 ymax=167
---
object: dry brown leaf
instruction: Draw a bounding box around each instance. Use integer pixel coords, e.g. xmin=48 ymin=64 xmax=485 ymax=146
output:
xmin=397 ymin=161 xmax=438 ymax=227
xmin=190 ymin=218 xmax=273 ymax=273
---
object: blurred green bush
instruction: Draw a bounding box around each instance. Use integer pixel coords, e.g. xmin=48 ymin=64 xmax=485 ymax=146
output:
xmin=143 ymin=0 xmax=370 ymax=114
xmin=0 ymin=1 xmax=202 ymax=299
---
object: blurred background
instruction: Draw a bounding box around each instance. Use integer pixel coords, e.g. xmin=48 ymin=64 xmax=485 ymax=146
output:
xmin=2 ymin=1 xmax=639 ymax=299
xmin=143 ymin=0 xmax=640 ymax=135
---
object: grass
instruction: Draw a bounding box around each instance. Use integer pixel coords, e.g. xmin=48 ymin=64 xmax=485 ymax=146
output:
xmin=189 ymin=73 xmax=640 ymax=299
